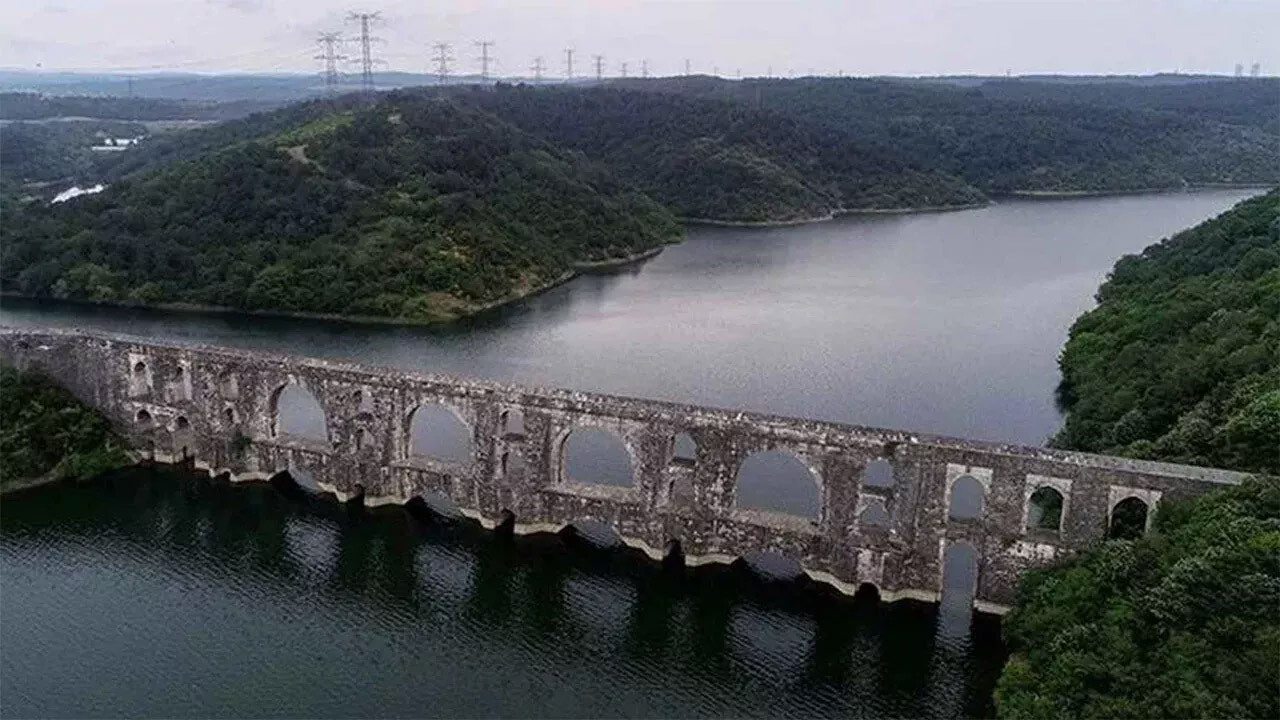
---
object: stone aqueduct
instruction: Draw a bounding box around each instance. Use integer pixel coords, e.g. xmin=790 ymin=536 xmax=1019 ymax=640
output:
xmin=0 ymin=327 xmax=1247 ymax=611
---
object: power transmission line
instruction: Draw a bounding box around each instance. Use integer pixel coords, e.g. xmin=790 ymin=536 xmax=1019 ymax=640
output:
xmin=433 ymin=42 xmax=454 ymax=85
xmin=346 ymin=11 xmax=383 ymax=95
xmin=315 ymin=32 xmax=346 ymax=93
xmin=475 ymin=40 xmax=495 ymax=82
xmin=530 ymin=56 xmax=545 ymax=81
xmin=641 ymin=59 xmax=648 ymax=79
xmin=619 ymin=61 xmax=628 ymax=79
xmin=684 ymin=58 xmax=691 ymax=76
xmin=593 ymin=54 xmax=604 ymax=81
xmin=564 ymin=47 xmax=574 ymax=81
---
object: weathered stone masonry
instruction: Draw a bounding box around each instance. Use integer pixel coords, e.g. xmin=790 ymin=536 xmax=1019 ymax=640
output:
xmin=0 ymin=327 xmax=1248 ymax=611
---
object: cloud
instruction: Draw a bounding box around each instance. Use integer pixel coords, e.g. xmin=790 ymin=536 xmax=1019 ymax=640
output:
xmin=206 ymin=0 xmax=265 ymax=12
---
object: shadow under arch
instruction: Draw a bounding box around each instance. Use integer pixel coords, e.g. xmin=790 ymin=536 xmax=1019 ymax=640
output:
xmin=1109 ymin=496 xmax=1150 ymax=539
xmin=1027 ymin=486 xmax=1064 ymax=531
xmin=406 ymin=402 xmax=472 ymax=463
xmin=735 ymin=450 xmax=820 ymax=520
xmin=270 ymin=380 xmax=329 ymax=442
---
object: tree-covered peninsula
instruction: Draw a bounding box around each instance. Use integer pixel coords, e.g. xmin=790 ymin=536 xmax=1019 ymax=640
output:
xmin=1052 ymin=189 xmax=1279 ymax=475
xmin=0 ymin=366 xmax=131 ymax=492
xmin=1 ymin=95 xmax=681 ymax=322
xmin=995 ymin=475 xmax=1279 ymax=719
xmin=995 ymin=190 xmax=1279 ymax=718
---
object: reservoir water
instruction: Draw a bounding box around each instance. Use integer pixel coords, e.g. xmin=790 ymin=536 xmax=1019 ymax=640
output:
xmin=0 ymin=190 xmax=1261 ymax=717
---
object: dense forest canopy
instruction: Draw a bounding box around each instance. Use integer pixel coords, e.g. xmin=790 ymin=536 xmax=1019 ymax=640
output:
xmin=1053 ymin=190 xmax=1279 ymax=475
xmin=0 ymin=366 xmax=131 ymax=488
xmin=0 ymin=94 xmax=680 ymax=322
xmin=995 ymin=475 xmax=1280 ymax=719
xmin=0 ymin=91 xmax=280 ymax=121
xmin=624 ymin=76 xmax=1280 ymax=194
xmin=449 ymin=85 xmax=984 ymax=221
xmin=0 ymin=119 xmax=147 ymax=184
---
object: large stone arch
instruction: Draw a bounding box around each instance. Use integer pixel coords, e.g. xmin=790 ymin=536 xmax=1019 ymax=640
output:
xmin=556 ymin=424 xmax=638 ymax=488
xmin=734 ymin=449 xmax=823 ymax=521
xmin=267 ymin=376 xmax=330 ymax=443
xmin=404 ymin=400 xmax=474 ymax=465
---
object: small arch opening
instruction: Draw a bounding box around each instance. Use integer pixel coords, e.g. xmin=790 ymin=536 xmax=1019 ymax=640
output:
xmin=420 ymin=491 xmax=463 ymax=520
xmin=565 ymin=519 xmax=622 ymax=548
xmin=135 ymin=409 xmax=152 ymax=424
xmin=740 ymin=551 xmax=804 ymax=581
xmin=352 ymin=389 xmax=375 ymax=412
xmin=271 ymin=382 xmax=328 ymax=441
xmin=562 ymin=427 xmax=633 ymax=488
xmin=223 ymin=407 xmax=235 ymax=425
xmin=668 ymin=473 xmax=695 ymax=506
xmin=948 ymin=475 xmax=984 ymax=521
xmin=735 ymin=450 xmax=819 ymax=519
xmin=287 ymin=466 xmax=321 ymax=492
xmin=496 ymin=509 xmax=516 ymax=535
xmin=663 ymin=539 xmax=684 ymax=568
xmin=1027 ymin=486 xmax=1065 ymax=532
xmin=174 ymin=366 xmax=185 ymax=380
xmin=1109 ymin=497 xmax=1149 ymax=540
xmin=671 ymin=432 xmax=697 ymax=462
xmin=502 ymin=408 xmax=526 ymax=436
xmin=218 ymin=372 xmax=238 ymax=399
xmin=355 ymin=428 xmax=371 ymax=452
xmin=853 ymin=582 xmax=881 ymax=604
xmin=133 ymin=361 xmax=146 ymax=374
xmin=859 ymin=498 xmax=891 ymax=528
xmin=409 ymin=403 xmax=472 ymax=463
xmin=501 ymin=450 xmax=528 ymax=479
xmin=863 ymin=458 xmax=894 ymax=488
xmin=175 ymin=415 xmax=190 ymax=431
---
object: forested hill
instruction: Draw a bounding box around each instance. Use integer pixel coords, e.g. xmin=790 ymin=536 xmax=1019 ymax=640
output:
xmin=625 ymin=77 xmax=1280 ymax=195
xmin=0 ymin=95 xmax=681 ymax=322
xmin=1053 ymin=189 xmax=1279 ymax=475
xmin=449 ymin=86 xmax=985 ymax=221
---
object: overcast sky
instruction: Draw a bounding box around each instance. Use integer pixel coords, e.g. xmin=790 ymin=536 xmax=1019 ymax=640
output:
xmin=3 ymin=0 xmax=1278 ymax=77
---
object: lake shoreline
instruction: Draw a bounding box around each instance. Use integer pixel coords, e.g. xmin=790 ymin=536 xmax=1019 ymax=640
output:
xmin=0 ymin=245 xmax=671 ymax=329
xmin=681 ymin=201 xmax=991 ymax=228
xmin=1002 ymin=182 xmax=1276 ymax=199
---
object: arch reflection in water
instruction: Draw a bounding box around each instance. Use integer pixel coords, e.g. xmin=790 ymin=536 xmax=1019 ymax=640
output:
xmin=0 ymin=468 xmax=1006 ymax=719
xmin=939 ymin=541 xmax=979 ymax=638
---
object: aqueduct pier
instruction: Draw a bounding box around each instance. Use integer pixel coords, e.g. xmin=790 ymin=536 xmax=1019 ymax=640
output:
xmin=0 ymin=327 xmax=1248 ymax=612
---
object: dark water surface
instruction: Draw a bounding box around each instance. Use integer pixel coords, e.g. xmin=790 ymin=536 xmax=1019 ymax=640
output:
xmin=1 ymin=469 xmax=1006 ymax=718
xmin=0 ymin=191 xmax=1259 ymax=717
